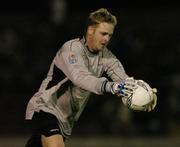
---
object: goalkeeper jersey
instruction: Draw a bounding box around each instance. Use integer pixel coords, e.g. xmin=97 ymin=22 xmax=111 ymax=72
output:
xmin=25 ymin=37 xmax=128 ymax=138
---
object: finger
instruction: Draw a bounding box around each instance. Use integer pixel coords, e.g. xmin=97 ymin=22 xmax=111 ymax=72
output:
xmin=122 ymin=89 xmax=134 ymax=97
xmin=152 ymin=88 xmax=157 ymax=93
xmin=123 ymin=88 xmax=134 ymax=93
xmin=152 ymin=94 xmax=157 ymax=110
xmin=147 ymin=106 xmax=152 ymax=112
xmin=125 ymin=81 xmax=137 ymax=87
xmin=131 ymin=105 xmax=147 ymax=111
xmin=119 ymin=92 xmax=131 ymax=98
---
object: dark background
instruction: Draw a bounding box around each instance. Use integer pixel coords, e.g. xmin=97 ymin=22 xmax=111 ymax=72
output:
xmin=0 ymin=0 xmax=180 ymax=138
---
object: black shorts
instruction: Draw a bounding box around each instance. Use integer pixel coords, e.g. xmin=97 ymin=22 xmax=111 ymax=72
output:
xmin=25 ymin=110 xmax=65 ymax=147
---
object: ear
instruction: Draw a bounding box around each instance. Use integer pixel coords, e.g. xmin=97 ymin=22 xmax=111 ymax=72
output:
xmin=87 ymin=26 xmax=95 ymax=35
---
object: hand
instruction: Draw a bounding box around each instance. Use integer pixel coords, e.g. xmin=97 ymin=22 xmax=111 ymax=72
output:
xmin=111 ymin=83 xmax=127 ymax=97
xmin=146 ymin=88 xmax=157 ymax=112
xmin=121 ymin=79 xmax=157 ymax=112
xmin=111 ymin=77 xmax=137 ymax=97
xmin=133 ymin=79 xmax=157 ymax=112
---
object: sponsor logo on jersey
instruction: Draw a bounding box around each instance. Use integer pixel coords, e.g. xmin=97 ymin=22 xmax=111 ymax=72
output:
xmin=68 ymin=52 xmax=77 ymax=64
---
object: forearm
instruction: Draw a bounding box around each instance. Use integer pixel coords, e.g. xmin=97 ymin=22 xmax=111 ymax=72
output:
xmin=105 ymin=60 xmax=128 ymax=83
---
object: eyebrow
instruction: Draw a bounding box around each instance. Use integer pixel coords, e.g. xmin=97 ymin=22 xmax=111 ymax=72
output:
xmin=101 ymin=32 xmax=113 ymax=36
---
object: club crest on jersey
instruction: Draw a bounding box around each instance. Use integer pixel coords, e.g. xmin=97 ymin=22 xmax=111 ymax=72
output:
xmin=68 ymin=52 xmax=77 ymax=64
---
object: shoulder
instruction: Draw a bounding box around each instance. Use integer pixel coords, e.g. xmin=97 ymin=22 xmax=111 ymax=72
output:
xmin=62 ymin=38 xmax=84 ymax=53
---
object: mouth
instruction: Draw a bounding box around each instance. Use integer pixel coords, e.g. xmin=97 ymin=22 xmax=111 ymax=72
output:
xmin=101 ymin=42 xmax=107 ymax=46
xmin=101 ymin=43 xmax=106 ymax=47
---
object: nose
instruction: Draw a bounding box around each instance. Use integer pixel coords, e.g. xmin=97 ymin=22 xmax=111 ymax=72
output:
xmin=104 ymin=35 xmax=110 ymax=43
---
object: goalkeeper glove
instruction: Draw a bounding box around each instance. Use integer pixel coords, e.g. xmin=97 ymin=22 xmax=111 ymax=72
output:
xmin=146 ymin=88 xmax=157 ymax=112
xmin=121 ymin=79 xmax=157 ymax=112
xmin=103 ymin=77 xmax=137 ymax=97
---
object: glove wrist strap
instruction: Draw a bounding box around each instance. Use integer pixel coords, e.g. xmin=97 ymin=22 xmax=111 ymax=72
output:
xmin=102 ymin=81 xmax=114 ymax=93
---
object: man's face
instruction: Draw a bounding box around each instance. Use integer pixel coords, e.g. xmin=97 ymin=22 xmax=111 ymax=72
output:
xmin=87 ymin=22 xmax=114 ymax=53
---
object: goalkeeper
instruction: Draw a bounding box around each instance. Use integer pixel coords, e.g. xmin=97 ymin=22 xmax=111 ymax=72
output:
xmin=25 ymin=8 xmax=157 ymax=147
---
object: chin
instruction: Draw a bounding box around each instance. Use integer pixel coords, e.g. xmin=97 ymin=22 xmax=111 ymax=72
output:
xmin=92 ymin=47 xmax=103 ymax=54
xmin=93 ymin=50 xmax=100 ymax=54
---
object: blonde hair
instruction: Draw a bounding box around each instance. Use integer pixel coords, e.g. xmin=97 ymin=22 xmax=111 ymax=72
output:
xmin=87 ymin=8 xmax=117 ymax=27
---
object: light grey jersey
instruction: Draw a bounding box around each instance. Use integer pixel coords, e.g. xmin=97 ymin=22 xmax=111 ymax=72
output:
xmin=25 ymin=37 xmax=128 ymax=138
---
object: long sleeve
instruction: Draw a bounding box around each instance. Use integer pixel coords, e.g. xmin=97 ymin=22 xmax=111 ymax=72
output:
xmin=102 ymin=48 xmax=128 ymax=83
xmin=54 ymin=39 xmax=108 ymax=95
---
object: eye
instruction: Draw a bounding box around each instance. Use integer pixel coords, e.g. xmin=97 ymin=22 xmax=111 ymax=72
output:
xmin=109 ymin=34 xmax=113 ymax=38
xmin=101 ymin=32 xmax=107 ymax=36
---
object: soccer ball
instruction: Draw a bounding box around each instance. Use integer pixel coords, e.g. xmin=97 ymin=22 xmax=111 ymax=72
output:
xmin=122 ymin=80 xmax=154 ymax=111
